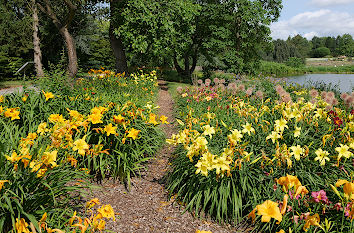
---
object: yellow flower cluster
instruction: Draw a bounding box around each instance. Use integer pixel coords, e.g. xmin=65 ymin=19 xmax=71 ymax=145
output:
xmin=5 ymin=101 xmax=169 ymax=177
xmin=14 ymin=199 xmax=116 ymax=233
xmin=170 ymin=92 xmax=354 ymax=177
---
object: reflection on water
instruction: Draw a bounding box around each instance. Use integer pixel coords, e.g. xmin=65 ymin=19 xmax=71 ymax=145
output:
xmin=285 ymin=74 xmax=354 ymax=93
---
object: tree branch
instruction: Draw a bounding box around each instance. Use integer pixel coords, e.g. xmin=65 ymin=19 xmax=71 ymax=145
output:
xmin=38 ymin=0 xmax=62 ymax=29
xmin=63 ymin=0 xmax=77 ymax=27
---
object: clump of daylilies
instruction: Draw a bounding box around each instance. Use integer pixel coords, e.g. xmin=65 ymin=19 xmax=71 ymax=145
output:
xmin=168 ymin=79 xmax=354 ymax=231
xmin=4 ymin=102 xmax=168 ymax=178
xmin=1 ymin=69 xmax=164 ymax=230
xmin=13 ymin=199 xmax=116 ymax=233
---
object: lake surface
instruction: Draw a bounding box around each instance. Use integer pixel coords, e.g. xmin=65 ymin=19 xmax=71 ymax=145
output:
xmin=285 ymin=74 xmax=354 ymax=93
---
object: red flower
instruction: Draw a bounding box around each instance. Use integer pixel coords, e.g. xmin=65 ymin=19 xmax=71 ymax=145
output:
xmin=91 ymin=92 xmax=96 ymax=95
xmin=351 ymin=109 xmax=354 ymax=115
xmin=328 ymin=110 xmax=337 ymax=116
xmin=333 ymin=117 xmax=343 ymax=126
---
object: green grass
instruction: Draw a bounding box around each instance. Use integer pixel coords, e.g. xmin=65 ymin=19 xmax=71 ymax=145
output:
xmin=167 ymin=81 xmax=191 ymax=99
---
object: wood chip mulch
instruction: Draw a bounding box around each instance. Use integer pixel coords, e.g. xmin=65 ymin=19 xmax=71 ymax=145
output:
xmin=86 ymin=80 xmax=245 ymax=233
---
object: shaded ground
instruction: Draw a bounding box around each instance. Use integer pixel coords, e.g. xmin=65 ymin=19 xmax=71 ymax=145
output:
xmin=87 ymin=80 xmax=240 ymax=233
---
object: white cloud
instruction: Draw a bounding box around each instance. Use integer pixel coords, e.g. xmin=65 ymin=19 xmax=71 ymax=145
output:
xmin=303 ymin=31 xmax=319 ymax=40
xmin=311 ymin=0 xmax=354 ymax=7
xmin=271 ymin=9 xmax=354 ymax=39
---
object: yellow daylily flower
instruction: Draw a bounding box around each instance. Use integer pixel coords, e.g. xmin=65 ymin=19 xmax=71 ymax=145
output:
xmin=4 ymin=107 xmax=20 ymax=120
xmin=266 ymin=131 xmax=281 ymax=144
xmin=275 ymin=119 xmax=288 ymax=132
xmin=314 ymin=148 xmax=330 ymax=166
xmin=256 ymin=200 xmax=282 ymax=223
xmin=42 ymin=150 xmax=58 ymax=167
xmin=148 ymin=113 xmax=159 ymax=125
xmin=289 ymin=145 xmax=304 ymax=160
xmin=97 ymin=204 xmax=116 ymax=221
xmin=42 ymin=91 xmax=55 ymax=101
xmin=104 ymin=123 xmax=117 ymax=136
xmin=113 ymin=114 xmax=125 ymax=124
xmin=202 ymin=125 xmax=215 ymax=139
xmin=0 ymin=180 xmax=9 ymax=191
xmin=228 ymin=129 xmax=243 ymax=145
xmin=73 ymin=137 xmax=89 ymax=155
xmin=277 ymin=175 xmax=302 ymax=192
xmin=15 ymin=218 xmax=30 ymax=233
xmin=160 ymin=115 xmax=169 ymax=124
xmin=293 ymin=126 xmax=301 ymax=138
xmin=127 ymin=128 xmax=140 ymax=140
xmin=335 ymin=144 xmax=352 ymax=161
xmin=242 ymin=122 xmax=255 ymax=135
xmin=88 ymin=113 xmax=103 ymax=124
xmin=303 ymin=214 xmax=320 ymax=232
xmin=37 ymin=122 xmax=48 ymax=135
xmin=86 ymin=198 xmax=100 ymax=209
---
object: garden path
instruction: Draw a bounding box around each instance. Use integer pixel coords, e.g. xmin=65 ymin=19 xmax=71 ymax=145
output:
xmin=0 ymin=85 xmax=38 ymax=96
xmin=89 ymin=80 xmax=240 ymax=233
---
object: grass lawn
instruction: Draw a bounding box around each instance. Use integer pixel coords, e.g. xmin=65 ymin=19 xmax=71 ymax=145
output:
xmin=167 ymin=81 xmax=191 ymax=99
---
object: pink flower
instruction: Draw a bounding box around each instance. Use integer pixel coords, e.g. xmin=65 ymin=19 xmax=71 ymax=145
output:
xmin=345 ymin=203 xmax=351 ymax=217
xmin=334 ymin=202 xmax=342 ymax=211
xmin=341 ymin=92 xmax=349 ymax=101
xmin=321 ymin=91 xmax=327 ymax=99
xmin=327 ymin=91 xmax=335 ymax=99
xmin=245 ymin=87 xmax=253 ymax=96
xmin=213 ymin=78 xmax=219 ymax=85
xmin=255 ymin=90 xmax=263 ymax=99
xmin=176 ymin=87 xmax=183 ymax=94
xmin=291 ymin=215 xmax=300 ymax=224
xmin=331 ymin=98 xmax=338 ymax=106
xmin=238 ymin=84 xmax=245 ymax=92
xmin=275 ymin=85 xmax=284 ymax=94
xmin=311 ymin=190 xmax=329 ymax=204
xmin=345 ymin=96 xmax=354 ymax=106
xmin=309 ymin=89 xmax=319 ymax=98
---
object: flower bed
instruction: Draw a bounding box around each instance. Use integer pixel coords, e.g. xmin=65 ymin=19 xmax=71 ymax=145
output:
xmin=0 ymin=69 xmax=166 ymax=231
xmin=167 ymin=77 xmax=354 ymax=232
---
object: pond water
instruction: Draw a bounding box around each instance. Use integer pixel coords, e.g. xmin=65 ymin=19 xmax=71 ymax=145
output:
xmin=285 ymin=74 xmax=354 ymax=93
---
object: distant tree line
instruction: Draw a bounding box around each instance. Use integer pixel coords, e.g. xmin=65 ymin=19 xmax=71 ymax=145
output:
xmin=261 ymin=34 xmax=354 ymax=64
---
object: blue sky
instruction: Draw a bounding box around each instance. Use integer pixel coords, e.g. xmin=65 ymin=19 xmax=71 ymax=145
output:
xmin=271 ymin=0 xmax=354 ymax=39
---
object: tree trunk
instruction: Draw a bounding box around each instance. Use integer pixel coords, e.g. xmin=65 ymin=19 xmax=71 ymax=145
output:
xmin=110 ymin=0 xmax=128 ymax=74
xmin=37 ymin=0 xmax=78 ymax=80
xmin=32 ymin=0 xmax=44 ymax=78
xmin=174 ymin=53 xmax=196 ymax=78
xmin=59 ymin=27 xmax=78 ymax=79
xmin=109 ymin=23 xmax=128 ymax=74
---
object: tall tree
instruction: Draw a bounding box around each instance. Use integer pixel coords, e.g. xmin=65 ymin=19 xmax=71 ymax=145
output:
xmin=37 ymin=0 xmax=79 ymax=79
xmin=113 ymin=0 xmax=282 ymax=77
xmin=338 ymin=34 xmax=354 ymax=57
xmin=32 ymin=0 xmax=44 ymax=77
xmin=288 ymin=34 xmax=311 ymax=58
xmin=109 ymin=0 xmax=128 ymax=73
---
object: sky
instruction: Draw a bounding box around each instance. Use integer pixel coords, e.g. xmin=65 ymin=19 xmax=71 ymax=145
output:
xmin=270 ymin=0 xmax=354 ymax=40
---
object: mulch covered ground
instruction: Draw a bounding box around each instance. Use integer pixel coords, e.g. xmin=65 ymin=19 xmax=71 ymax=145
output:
xmin=86 ymin=81 xmax=245 ymax=233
